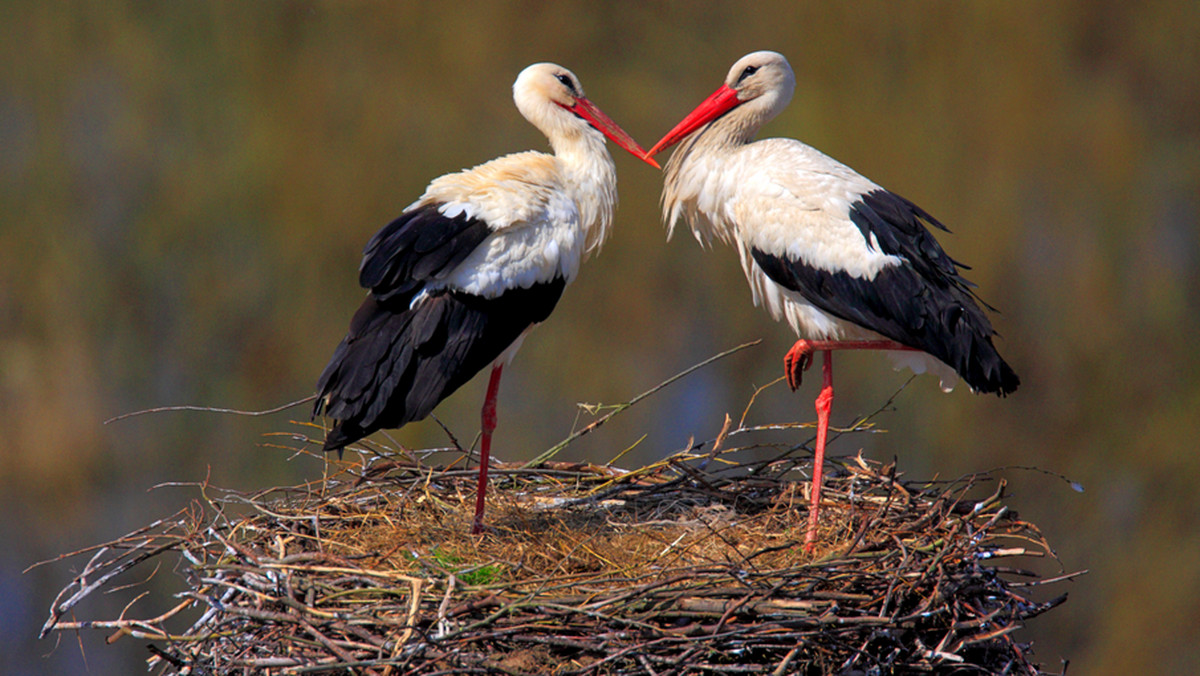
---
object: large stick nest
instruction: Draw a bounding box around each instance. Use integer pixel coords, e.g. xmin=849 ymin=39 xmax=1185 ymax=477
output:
xmin=39 ymin=352 xmax=1078 ymax=674
xmin=40 ymin=434 xmax=1075 ymax=674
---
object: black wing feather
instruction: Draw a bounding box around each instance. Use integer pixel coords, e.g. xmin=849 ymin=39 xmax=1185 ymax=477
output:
xmin=359 ymin=204 xmax=493 ymax=304
xmin=752 ymin=189 xmax=1019 ymax=395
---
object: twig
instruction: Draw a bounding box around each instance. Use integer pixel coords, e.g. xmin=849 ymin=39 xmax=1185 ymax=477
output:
xmin=523 ymin=340 xmax=760 ymax=469
xmin=105 ymin=395 xmax=317 ymax=424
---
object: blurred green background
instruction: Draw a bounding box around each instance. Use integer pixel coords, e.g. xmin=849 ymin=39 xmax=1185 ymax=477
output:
xmin=3 ymin=2 xmax=1198 ymax=673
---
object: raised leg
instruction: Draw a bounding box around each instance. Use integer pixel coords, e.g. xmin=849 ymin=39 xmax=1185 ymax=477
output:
xmin=785 ymin=339 xmax=916 ymax=391
xmin=472 ymin=364 xmax=504 ymax=534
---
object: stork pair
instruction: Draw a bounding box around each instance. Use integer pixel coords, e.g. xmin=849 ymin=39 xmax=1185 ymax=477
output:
xmin=313 ymin=52 xmax=1019 ymax=547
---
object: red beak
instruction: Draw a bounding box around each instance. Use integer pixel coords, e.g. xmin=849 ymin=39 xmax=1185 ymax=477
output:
xmin=564 ymin=97 xmax=660 ymax=169
xmin=648 ymin=84 xmax=742 ymax=157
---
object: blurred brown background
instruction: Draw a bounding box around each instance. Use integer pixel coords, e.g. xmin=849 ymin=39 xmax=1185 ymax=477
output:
xmin=3 ymin=2 xmax=1198 ymax=673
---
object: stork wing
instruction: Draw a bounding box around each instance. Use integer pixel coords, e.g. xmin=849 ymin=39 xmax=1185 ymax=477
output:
xmin=747 ymin=187 xmax=1017 ymax=396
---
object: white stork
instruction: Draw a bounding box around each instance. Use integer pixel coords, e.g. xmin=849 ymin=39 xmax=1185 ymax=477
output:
xmin=314 ymin=63 xmax=658 ymax=533
xmin=648 ymin=51 xmax=1018 ymax=549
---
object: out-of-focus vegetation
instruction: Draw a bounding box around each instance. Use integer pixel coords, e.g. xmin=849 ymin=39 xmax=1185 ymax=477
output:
xmin=2 ymin=2 xmax=1197 ymax=673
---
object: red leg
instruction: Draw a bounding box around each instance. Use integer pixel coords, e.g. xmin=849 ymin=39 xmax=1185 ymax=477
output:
xmin=787 ymin=339 xmax=919 ymax=551
xmin=472 ymin=364 xmax=504 ymax=534
xmin=804 ymin=351 xmax=834 ymax=552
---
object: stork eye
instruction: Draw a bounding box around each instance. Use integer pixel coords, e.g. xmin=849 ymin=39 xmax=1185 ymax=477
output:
xmin=737 ymin=65 xmax=759 ymax=83
xmin=555 ymin=73 xmax=577 ymax=95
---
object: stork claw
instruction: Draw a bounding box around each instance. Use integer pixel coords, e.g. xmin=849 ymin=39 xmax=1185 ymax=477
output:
xmin=784 ymin=340 xmax=817 ymax=391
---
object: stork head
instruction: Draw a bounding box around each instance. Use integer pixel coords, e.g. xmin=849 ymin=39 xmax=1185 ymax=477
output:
xmin=514 ymin=63 xmax=658 ymax=168
xmin=648 ymin=51 xmax=796 ymax=156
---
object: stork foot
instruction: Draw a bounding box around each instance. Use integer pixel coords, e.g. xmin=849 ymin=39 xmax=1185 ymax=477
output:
xmin=784 ymin=340 xmax=818 ymax=391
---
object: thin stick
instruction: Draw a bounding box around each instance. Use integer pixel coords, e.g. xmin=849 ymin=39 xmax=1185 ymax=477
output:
xmin=522 ymin=340 xmax=760 ymax=469
xmin=104 ymin=395 xmax=318 ymax=424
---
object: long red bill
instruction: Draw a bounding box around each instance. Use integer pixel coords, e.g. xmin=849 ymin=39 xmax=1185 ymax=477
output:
xmin=566 ymin=97 xmax=660 ymax=169
xmin=647 ymin=84 xmax=742 ymax=157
